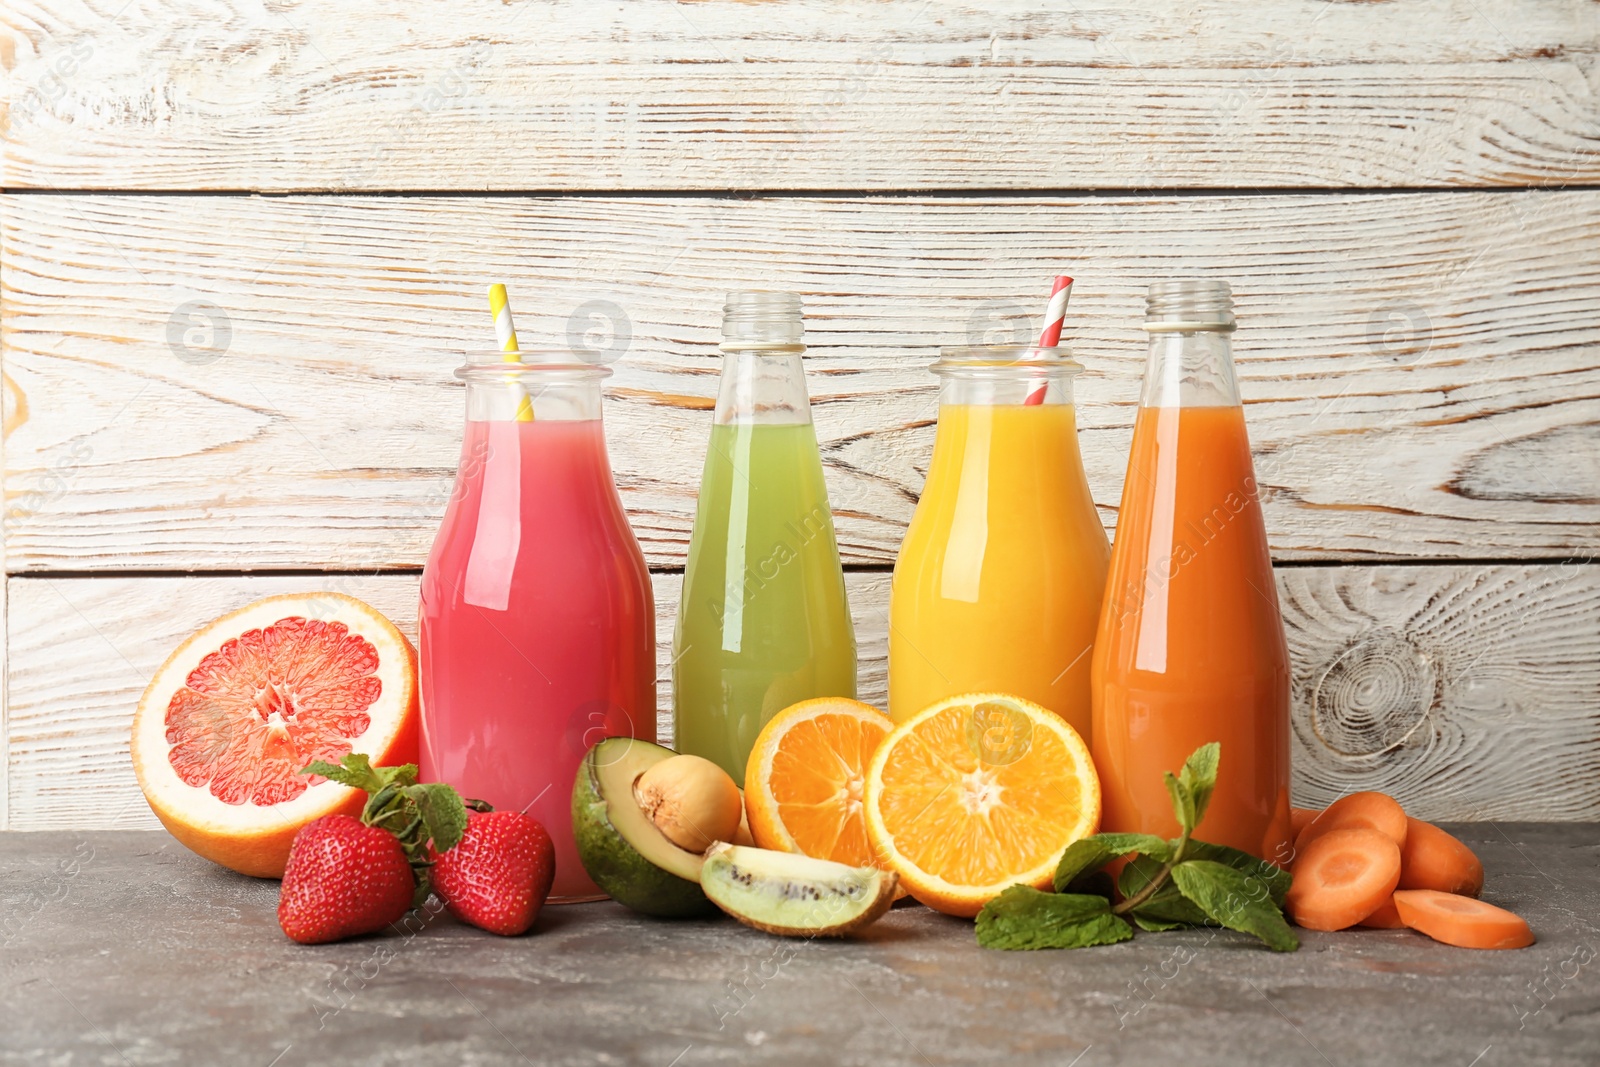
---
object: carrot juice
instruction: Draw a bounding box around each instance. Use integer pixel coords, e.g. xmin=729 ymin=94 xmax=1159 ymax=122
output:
xmin=1091 ymin=283 xmax=1292 ymax=862
xmin=890 ymin=347 xmax=1109 ymax=734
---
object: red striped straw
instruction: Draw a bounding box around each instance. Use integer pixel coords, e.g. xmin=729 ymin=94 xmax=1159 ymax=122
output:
xmin=1024 ymin=275 xmax=1073 ymax=405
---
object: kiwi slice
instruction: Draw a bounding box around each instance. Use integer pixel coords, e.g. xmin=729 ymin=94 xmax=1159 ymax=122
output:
xmin=700 ymin=843 xmax=898 ymax=937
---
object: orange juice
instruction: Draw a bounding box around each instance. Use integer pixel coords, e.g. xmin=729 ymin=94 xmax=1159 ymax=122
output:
xmin=1091 ymin=282 xmax=1291 ymax=862
xmin=890 ymin=348 xmax=1109 ymax=735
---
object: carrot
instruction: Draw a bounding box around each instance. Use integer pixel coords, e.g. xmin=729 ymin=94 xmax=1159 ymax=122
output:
xmin=1397 ymin=817 xmax=1484 ymax=897
xmin=1290 ymin=807 xmax=1320 ymax=837
xmin=1284 ymin=828 xmax=1402 ymax=931
xmin=1393 ymin=890 xmax=1534 ymax=950
xmin=1293 ymin=791 xmax=1408 ymax=856
xmin=1356 ymin=895 xmax=1405 ymax=929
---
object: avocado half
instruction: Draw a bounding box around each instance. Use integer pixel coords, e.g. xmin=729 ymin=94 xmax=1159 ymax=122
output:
xmin=572 ymin=737 xmax=718 ymax=918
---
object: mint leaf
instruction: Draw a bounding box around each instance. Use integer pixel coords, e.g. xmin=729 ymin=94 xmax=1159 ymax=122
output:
xmin=1119 ymin=854 xmax=1209 ymax=926
xmin=1184 ymin=840 xmax=1292 ymax=907
xmin=301 ymin=754 xmax=385 ymax=794
xmin=1164 ymin=772 xmax=1196 ymax=836
xmin=1178 ymin=743 xmax=1220 ymax=829
xmin=1117 ymin=853 xmax=1167 ymax=901
xmin=976 ymin=886 xmax=1134 ymax=951
xmin=1131 ymin=912 xmax=1189 ymax=932
xmin=405 ymin=783 xmax=468 ymax=854
xmin=1053 ymin=833 xmax=1169 ymax=891
xmin=1169 ymin=860 xmax=1299 ymax=952
xmin=1132 ymin=897 xmax=1208 ymax=928
xmin=376 ymin=763 xmax=420 ymax=789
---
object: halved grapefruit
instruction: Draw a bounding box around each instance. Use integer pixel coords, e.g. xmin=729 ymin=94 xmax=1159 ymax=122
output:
xmin=131 ymin=593 xmax=418 ymax=878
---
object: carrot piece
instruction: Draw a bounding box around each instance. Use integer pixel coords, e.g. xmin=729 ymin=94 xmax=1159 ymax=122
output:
xmin=1293 ymin=791 xmax=1408 ymax=856
xmin=1393 ymin=890 xmax=1534 ymax=950
xmin=1357 ymin=895 xmax=1406 ymax=929
xmin=1285 ymin=828 xmax=1402 ymax=931
xmin=1290 ymin=807 xmax=1320 ymax=837
xmin=1397 ymin=817 xmax=1484 ymax=897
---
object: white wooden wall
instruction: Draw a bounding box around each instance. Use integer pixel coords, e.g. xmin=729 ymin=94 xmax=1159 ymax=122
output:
xmin=4 ymin=0 xmax=1597 ymax=829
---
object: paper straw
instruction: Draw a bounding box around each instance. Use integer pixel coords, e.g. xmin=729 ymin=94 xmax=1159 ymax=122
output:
xmin=488 ymin=283 xmax=534 ymax=422
xmin=1023 ymin=275 xmax=1073 ymax=406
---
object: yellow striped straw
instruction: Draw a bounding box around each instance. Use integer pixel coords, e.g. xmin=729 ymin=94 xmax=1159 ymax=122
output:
xmin=487 ymin=283 xmax=534 ymax=422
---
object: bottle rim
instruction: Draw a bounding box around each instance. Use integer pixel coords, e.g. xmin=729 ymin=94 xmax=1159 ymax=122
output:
xmin=1144 ymin=279 xmax=1236 ymax=333
xmin=932 ymin=345 xmax=1083 ymax=378
xmin=454 ymin=348 xmax=613 ymax=381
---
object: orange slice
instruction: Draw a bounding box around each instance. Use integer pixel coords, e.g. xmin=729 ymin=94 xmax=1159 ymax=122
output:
xmin=863 ymin=692 xmax=1100 ymax=917
xmin=744 ymin=697 xmax=893 ymax=869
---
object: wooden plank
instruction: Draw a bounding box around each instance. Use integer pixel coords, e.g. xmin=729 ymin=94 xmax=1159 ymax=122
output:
xmin=4 ymin=1 xmax=1598 ymax=191
xmin=4 ymin=192 xmax=1598 ymax=570
xmin=1282 ymin=563 xmax=1600 ymax=822
xmin=7 ymin=564 xmax=1596 ymax=830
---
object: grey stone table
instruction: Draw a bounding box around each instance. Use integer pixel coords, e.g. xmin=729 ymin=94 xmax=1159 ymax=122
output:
xmin=3 ymin=826 xmax=1597 ymax=1067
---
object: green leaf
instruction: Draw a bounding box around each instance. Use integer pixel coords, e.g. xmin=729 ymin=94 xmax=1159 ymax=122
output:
xmin=405 ymin=783 xmax=469 ymax=854
xmin=1164 ymin=772 xmax=1196 ymax=837
xmin=1169 ymin=860 xmax=1299 ymax=952
xmin=1183 ymin=840 xmax=1293 ymax=907
xmin=976 ymin=886 xmax=1134 ymax=951
xmin=1117 ymin=853 xmax=1167 ymax=901
xmin=301 ymin=753 xmax=385 ymax=794
xmin=1062 ymin=869 xmax=1116 ymax=900
xmin=376 ymin=762 xmax=420 ymax=789
xmin=1178 ymin=743 xmax=1220 ymax=830
xmin=1131 ymin=912 xmax=1189 ymax=932
xmin=1118 ymin=854 xmax=1209 ymax=926
xmin=1053 ymin=833 xmax=1170 ymax=891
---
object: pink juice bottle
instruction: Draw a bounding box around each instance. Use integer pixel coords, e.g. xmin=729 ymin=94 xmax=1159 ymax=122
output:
xmin=420 ymin=349 xmax=656 ymax=902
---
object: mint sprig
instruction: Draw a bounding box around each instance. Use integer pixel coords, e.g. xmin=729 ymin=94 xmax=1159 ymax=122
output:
xmin=976 ymin=887 xmax=1133 ymax=950
xmin=302 ymin=754 xmax=472 ymax=907
xmin=976 ymin=743 xmax=1298 ymax=953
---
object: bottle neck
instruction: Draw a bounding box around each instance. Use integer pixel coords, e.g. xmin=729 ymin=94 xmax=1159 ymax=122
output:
xmin=714 ymin=347 xmax=812 ymax=425
xmin=1140 ymin=330 xmax=1241 ymax=408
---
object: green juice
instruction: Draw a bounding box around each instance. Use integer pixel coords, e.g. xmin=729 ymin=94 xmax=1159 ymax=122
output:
xmin=673 ymin=421 xmax=857 ymax=779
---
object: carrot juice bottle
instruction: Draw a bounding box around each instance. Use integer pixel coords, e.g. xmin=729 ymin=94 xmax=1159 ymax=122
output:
xmin=1091 ymin=281 xmax=1292 ymax=862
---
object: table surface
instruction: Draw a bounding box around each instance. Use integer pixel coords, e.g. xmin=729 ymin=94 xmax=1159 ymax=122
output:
xmin=4 ymin=826 xmax=1597 ymax=1067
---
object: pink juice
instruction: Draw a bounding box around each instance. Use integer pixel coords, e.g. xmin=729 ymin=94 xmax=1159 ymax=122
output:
xmin=420 ymin=416 xmax=656 ymax=901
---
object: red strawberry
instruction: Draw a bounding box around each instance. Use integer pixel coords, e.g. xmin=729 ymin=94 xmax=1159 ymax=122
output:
xmin=432 ymin=811 xmax=555 ymax=936
xmin=278 ymin=815 xmax=413 ymax=944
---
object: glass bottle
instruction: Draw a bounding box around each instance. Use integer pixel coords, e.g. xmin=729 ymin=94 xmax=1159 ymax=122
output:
xmin=889 ymin=345 xmax=1110 ymax=735
xmin=673 ymin=292 xmax=856 ymax=780
xmin=1091 ymin=281 xmax=1292 ymax=862
xmin=420 ymin=349 xmax=656 ymax=902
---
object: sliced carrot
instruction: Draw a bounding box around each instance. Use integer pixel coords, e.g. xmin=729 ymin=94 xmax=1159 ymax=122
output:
xmin=1285 ymin=828 xmax=1402 ymax=931
xmin=1293 ymin=791 xmax=1408 ymax=856
xmin=1397 ymin=818 xmax=1483 ymax=897
xmin=1393 ymin=890 xmax=1534 ymax=950
xmin=1356 ymin=895 xmax=1406 ymax=929
xmin=1290 ymin=807 xmax=1320 ymax=837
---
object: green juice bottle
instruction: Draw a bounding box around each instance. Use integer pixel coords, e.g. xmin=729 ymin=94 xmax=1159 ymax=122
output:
xmin=673 ymin=291 xmax=857 ymax=780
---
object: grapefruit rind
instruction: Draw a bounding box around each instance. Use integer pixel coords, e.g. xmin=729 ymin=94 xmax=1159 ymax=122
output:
xmin=862 ymin=692 xmax=1101 ymax=918
xmin=131 ymin=593 xmax=418 ymax=878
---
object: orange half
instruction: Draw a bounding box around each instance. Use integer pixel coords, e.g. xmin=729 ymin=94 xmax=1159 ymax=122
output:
xmin=744 ymin=697 xmax=893 ymax=869
xmin=863 ymin=692 xmax=1100 ymax=917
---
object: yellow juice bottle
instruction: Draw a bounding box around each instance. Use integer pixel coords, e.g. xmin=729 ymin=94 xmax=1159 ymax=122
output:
xmin=889 ymin=346 xmax=1109 ymax=737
